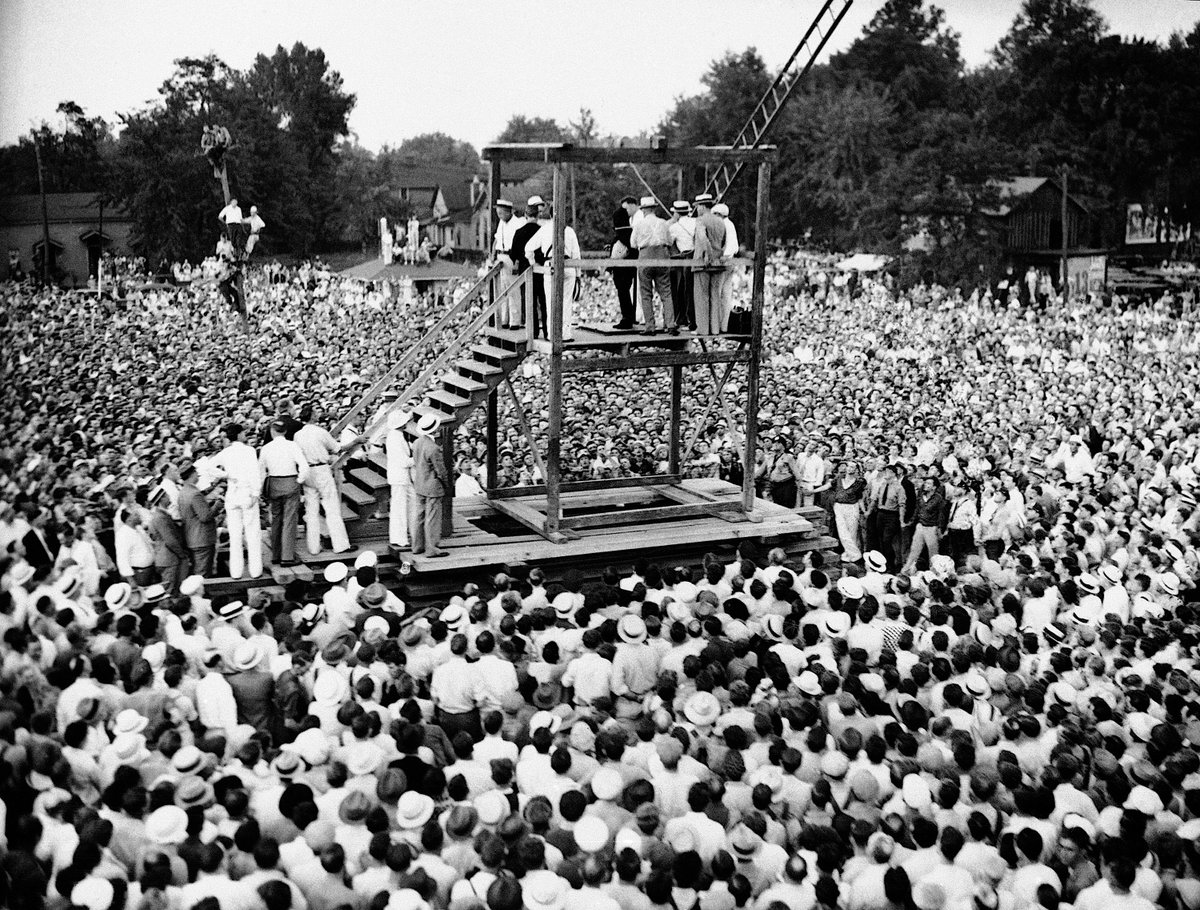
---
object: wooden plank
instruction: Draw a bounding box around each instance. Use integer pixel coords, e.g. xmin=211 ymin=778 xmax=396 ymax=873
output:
xmin=481 ymin=144 xmax=779 ymax=166
xmin=668 ymin=365 xmax=683 ymax=476
xmin=560 ymin=349 xmax=751 ymax=373
xmin=534 ymin=257 xmax=755 ymax=271
xmin=743 ymin=161 xmax=770 ymax=513
xmin=545 ymin=163 xmax=565 ymax=540
xmin=559 ymin=500 xmax=743 ymax=531
xmin=490 ymin=498 xmax=550 ymax=536
xmin=503 ymin=379 xmax=546 ymax=482
xmin=487 ymin=473 xmax=682 ymax=499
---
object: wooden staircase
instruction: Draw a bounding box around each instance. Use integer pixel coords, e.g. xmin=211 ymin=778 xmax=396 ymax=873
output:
xmin=337 ymin=325 xmax=529 ymax=526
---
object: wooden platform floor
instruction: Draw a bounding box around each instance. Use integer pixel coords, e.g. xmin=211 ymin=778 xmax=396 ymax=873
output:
xmin=203 ymin=479 xmax=835 ymax=599
xmin=528 ymin=325 xmax=749 ymax=356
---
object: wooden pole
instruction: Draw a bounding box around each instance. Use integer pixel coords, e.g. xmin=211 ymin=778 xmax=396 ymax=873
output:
xmin=486 ymin=389 xmax=498 ymax=490
xmin=504 ymin=378 xmax=546 ymax=480
xmin=668 ymin=365 xmax=683 ymax=475
xmin=34 ymin=137 xmax=51 ymax=283
xmin=743 ymin=162 xmax=771 ymax=514
xmin=488 ymin=161 xmax=502 ymax=261
xmin=545 ymin=164 xmax=566 ymax=539
xmin=441 ymin=425 xmax=455 ymax=535
xmin=1060 ymin=164 xmax=1069 ymax=296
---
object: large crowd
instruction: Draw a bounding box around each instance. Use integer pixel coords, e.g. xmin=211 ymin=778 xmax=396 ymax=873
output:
xmin=4 ymin=243 xmax=1200 ymax=910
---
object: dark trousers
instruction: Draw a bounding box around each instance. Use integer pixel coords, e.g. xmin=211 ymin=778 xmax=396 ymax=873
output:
xmin=670 ymin=262 xmax=695 ymax=328
xmin=190 ymin=544 xmax=217 ymax=578
xmin=435 ymin=707 xmax=482 ymax=742
xmin=532 ymin=274 xmax=547 ymax=339
xmin=157 ymin=559 xmax=188 ymax=596
xmin=771 ymin=478 xmax=798 ymax=509
xmin=267 ymin=476 xmax=301 ymax=562
xmin=947 ymin=528 xmax=976 ymax=565
xmin=613 ymin=266 xmax=637 ymax=326
xmin=983 ymin=539 xmax=1004 ymax=561
xmin=132 ymin=566 xmax=157 ymax=587
xmin=876 ymin=509 xmax=902 ymax=571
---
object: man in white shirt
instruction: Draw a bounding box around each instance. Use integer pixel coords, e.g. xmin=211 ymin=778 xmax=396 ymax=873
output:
xmin=429 ymin=634 xmax=482 ymax=740
xmin=630 ymin=197 xmax=676 ymax=335
xmin=114 ymin=510 xmax=155 ymax=585
xmin=525 ymin=201 xmax=581 ymax=341
xmin=492 ymin=198 xmax=526 ymax=328
xmin=385 ymin=409 xmax=416 ymax=553
xmin=294 ymin=404 xmax=354 ymax=557
xmin=713 ymin=202 xmax=739 ymax=333
xmin=668 ymin=200 xmax=697 ymax=331
xmin=260 ymin=419 xmax=310 ymax=567
xmin=211 ymin=422 xmax=263 ymax=579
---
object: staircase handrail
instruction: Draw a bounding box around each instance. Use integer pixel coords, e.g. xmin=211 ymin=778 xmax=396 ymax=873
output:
xmin=334 ymin=269 xmax=531 ymax=468
xmin=332 ymin=261 xmax=504 ymax=439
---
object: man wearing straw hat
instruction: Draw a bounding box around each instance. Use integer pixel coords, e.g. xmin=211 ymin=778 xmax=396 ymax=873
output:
xmin=630 ymin=196 xmax=676 ymax=335
xmin=386 ymin=408 xmax=416 ymax=554
xmin=412 ymin=413 xmax=450 ymax=558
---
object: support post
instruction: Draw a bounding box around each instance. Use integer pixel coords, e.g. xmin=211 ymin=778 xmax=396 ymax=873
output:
xmin=743 ymin=162 xmax=771 ymax=514
xmin=503 ymin=379 xmax=546 ymax=481
xmin=441 ymin=425 xmax=454 ymax=535
xmin=1060 ymin=164 xmax=1069 ymax=295
xmin=486 ymin=389 xmax=498 ymax=490
xmin=668 ymin=365 xmax=683 ymax=475
xmin=489 ymin=160 xmax=502 ymax=275
xmin=545 ymin=163 xmax=566 ymax=539
xmin=34 ymin=137 xmax=51 ymax=283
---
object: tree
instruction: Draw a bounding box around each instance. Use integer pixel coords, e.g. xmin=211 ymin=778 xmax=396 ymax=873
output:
xmin=0 ymin=102 xmax=113 ymax=196
xmin=495 ymin=116 xmax=567 ymax=143
xmin=394 ymin=133 xmax=480 ymax=170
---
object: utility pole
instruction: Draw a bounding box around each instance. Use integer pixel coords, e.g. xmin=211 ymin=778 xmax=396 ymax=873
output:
xmin=97 ymin=196 xmax=104 ymax=292
xmin=34 ymin=136 xmax=51 ymax=283
xmin=1060 ymin=165 xmax=1069 ymax=298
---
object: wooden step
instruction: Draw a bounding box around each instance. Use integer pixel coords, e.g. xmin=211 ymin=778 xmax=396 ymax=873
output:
xmin=366 ymin=451 xmax=388 ymax=474
xmin=427 ymin=388 xmax=472 ymax=413
xmin=470 ymin=343 xmax=522 ymax=363
xmin=443 ymin=373 xmax=488 ymax=395
xmin=484 ymin=329 xmax=528 ymax=352
xmin=456 ymin=358 xmax=502 ymax=378
xmin=342 ymin=484 xmax=374 ymax=507
xmin=341 ymin=503 xmax=360 ymax=523
xmin=349 ymin=467 xmax=388 ymax=492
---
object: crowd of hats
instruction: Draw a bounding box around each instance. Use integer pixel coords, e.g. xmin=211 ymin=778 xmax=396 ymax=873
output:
xmin=4 ymin=257 xmax=1200 ymax=910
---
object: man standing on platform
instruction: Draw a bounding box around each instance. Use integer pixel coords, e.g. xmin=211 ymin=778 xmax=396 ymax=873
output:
xmin=510 ymin=196 xmax=544 ymax=336
xmin=668 ymin=200 xmax=697 ymax=331
xmin=610 ymin=196 xmax=640 ymax=330
xmin=714 ymin=202 xmax=739 ymax=333
xmin=630 ymin=197 xmax=676 ymax=335
xmin=212 ymin=422 xmax=263 ymax=580
xmin=525 ymin=201 xmax=580 ymax=341
xmin=692 ymin=194 xmax=727 ymax=336
xmin=260 ymin=418 xmax=309 ymax=568
xmin=492 ymin=198 xmax=525 ymax=328
xmin=294 ymin=404 xmax=354 ymax=557
xmin=149 ymin=497 xmax=188 ymax=596
xmin=385 ymin=409 xmax=416 ymax=554
xmin=411 ymin=413 xmax=450 ymax=558
xmin=177 ymin=467 xmax=220 ymax=578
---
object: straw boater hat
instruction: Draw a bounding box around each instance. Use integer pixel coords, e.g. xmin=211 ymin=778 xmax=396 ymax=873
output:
xmin=417 ymin=413 xmax=441 ymax=436
xmin=618 ymin=614 xmax=647 ymax=644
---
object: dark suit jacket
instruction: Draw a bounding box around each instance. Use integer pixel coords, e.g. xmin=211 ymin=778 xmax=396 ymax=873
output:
xmin=228 ymin=670 xmax=275 ymax=730
xmin=510 ymin=222 xmax=541 ymax=273
xmin=412 ymin=434 xmax=449 ymax=497
xmin=148 ymin=508 xmax=188 ymax=566
xmin=177 ymin=483 xmax=218 ymax=549
xmin=21 ymin=527 xmax=59 ymax=569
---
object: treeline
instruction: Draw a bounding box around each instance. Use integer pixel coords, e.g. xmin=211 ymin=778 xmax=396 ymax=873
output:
xmin=3 ymin=1 xmax=1198 ymax=284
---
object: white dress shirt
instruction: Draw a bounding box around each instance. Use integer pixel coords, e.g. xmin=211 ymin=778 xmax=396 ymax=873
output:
xmin=213 ymin=441 xmax=262 ymax=505
xmin=260 ymin=437 xmax=309 ymax=483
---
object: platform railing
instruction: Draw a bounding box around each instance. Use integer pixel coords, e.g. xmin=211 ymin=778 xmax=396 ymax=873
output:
xmin=332 ymin=261 xmax=504 ymax=440
xmin=333 ymin=268 xmax=533 ymax=468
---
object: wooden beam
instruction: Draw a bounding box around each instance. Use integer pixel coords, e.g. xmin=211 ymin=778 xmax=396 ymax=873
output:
xmin=441 ymin=424 xmax=455 ymax=534
xmin=481 ymin=144 xmax=779 ymax=166
xmin=545 ymin=163 xmax=566 ymax=539
xmin=488 ymin=160 xmax=502 ymax=261
xmin=558 ymin=499 xmax=743 ymax=531
xmin=489 ymin=498 xmax=552 ymax=537
xmin=546 ymin=257 xmax=755 ymax=270
xmin=503 ymin=378 xmax=546 ymax=482
xmin=655 ymin=483 xmax=748 ymax=525
xmin=680 ymin=354 xmax=739 ymax=466
xmin=485 ymin=389 xmax=498 ymax=491
xmin=487 ymin=473 xmax=682 ymax=499
xmin=668 ymin=364 xmax=683 ymax=476
xmin=559 ymin=348 xmax=751 ymax=373
xmin=743 ymin=162 xmax=771 ymax=514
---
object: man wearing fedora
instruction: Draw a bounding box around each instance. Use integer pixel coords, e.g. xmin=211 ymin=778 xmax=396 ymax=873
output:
xmin=386 ymin=408 xmax=417 ymax=554
xmin=260 ymin=417 xmax=310 ymax=568
xmin=630 ymin=196 xmax=676 ymax=335
xmin=691 ymin=193 xmax=727 ymax=336
xmin=412 ymin=413 xmax=451 ymax=558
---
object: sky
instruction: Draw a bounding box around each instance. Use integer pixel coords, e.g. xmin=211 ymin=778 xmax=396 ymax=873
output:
xmin=1 ymin=0 xmax=1197 ymax=154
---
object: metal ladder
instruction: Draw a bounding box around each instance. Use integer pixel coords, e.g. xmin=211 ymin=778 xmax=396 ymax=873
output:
xmin=704 ymin=0 xmax=855 ymax=202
